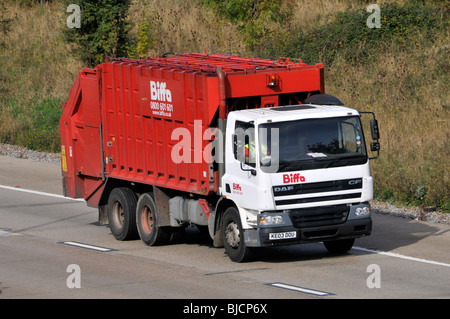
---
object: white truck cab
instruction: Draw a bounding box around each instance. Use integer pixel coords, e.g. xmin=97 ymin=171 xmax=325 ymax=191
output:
xmin=219 ymin=103 xmax=377 ymax=261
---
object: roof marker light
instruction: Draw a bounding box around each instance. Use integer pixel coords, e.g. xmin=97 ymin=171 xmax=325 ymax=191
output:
xmin=267 ymin=74 xmax=278 ymax=87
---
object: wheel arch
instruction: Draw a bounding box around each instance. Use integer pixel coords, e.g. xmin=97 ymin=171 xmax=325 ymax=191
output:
xmin=211 ymin=197 xmax=237 ymax=247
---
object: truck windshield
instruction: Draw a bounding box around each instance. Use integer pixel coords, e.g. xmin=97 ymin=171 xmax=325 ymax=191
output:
xmin=258 ymin=116 xmax=368 ymax=173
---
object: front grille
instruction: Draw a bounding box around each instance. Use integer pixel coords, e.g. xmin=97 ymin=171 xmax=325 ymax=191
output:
xmin=273 ymin=178 xmax=362 ymax=197
xmin=275 ymin=193 xmax=361 ymax=206
xmin=273 ymin=178 xmax=362 ymax=208
xmin=290 ymin=205 xmax=349 ymax=228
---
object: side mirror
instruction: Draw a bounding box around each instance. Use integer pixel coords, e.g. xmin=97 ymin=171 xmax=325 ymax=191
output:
xmin=360 ymin=111 xmax=380 ymax=160
xmin=370 ymin=142 xmax=380 ymax=152
xmin=370 ymin=119 xmax=380 ymax=140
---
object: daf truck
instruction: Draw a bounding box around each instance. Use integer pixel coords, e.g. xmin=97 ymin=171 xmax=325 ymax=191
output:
xmin=60 ymin=53 xmax=380 ymax=262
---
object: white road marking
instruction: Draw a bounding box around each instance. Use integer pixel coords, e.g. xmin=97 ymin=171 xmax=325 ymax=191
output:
xmin=352 ymin=246 xmax=450 ymax=268
xmin=0 ymin=184 xmax=85 ymax=202
xmin=2 ymin=184 xmax=449 ymax=268
xmin=61 ymin=241 xmax=113 ymax=252
xmin=0 ymin=229 xmax=21 ymax=237
xmin=267 ymin=283 xmax=333 ymax=296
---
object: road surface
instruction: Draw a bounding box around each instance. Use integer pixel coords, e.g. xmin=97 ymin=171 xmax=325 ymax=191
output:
xmin=1 ymin=155 xmax=449 ymax=305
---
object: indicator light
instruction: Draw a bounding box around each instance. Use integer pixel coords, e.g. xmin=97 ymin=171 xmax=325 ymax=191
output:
xmin=259 ymin=215 xmax=284 ymax=225
xmin=267 ymin=74 xmax=278 ymax=87
xmin=355 ymin=206 xmax=371 ymax=216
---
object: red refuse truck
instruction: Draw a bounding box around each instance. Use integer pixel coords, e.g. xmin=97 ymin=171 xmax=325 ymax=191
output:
xmin=60 ymin=53 xmax=379 ymax=262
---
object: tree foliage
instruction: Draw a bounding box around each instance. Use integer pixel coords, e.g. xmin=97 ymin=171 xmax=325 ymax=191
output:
xmin=62 ymin=0 xmax=132 ymax=67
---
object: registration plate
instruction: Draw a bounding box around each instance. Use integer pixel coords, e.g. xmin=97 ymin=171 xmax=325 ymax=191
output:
xmin=269 ymin=231 xmax=296 ymax=240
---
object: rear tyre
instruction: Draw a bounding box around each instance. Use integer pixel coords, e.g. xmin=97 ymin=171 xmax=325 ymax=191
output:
xmin=107 ymin=187 xmax=139 ymax=241
xmin=323 ymin=238 xmax=355 ymax=254
xmin=222 ymin=207 xmax=253 ymax=262
xmin=136 ymin=193 xmax=172 ymax=246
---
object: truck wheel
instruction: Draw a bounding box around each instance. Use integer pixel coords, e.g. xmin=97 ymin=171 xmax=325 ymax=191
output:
xmin=136 ymin=193 xmax=172 ymax=246
xmin=222 ymin=207 xmax=253 ymax=262
xmin=323 ymin=238 xmax=355 ymax=254
xmin=107 ymin=187 xmax=139 ymax=241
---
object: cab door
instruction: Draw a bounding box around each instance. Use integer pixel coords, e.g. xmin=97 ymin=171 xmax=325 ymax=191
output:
xmin=222 ymin=119 xmax=273 ymax=215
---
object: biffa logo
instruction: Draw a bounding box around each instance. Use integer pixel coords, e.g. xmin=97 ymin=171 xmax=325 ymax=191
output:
xmin=150 ymin=81 xmax=173 ymax=117
xmin=150 ymin=81 xmax=172 ymax=102
xmin=283 ymin=173 xmax=305 ymax=184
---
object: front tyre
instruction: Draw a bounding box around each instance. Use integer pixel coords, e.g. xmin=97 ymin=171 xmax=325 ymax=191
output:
xmin=222 ymin=207 xmax=253 ymax=262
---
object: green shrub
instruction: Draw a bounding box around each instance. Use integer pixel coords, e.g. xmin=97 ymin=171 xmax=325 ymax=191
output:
xmin=288 ymin=0 xmax=448 ymax=65
xmin=62 ymin=0 xmax=132 ymax=67
xmin=0 ymin=97 xmax=63 ymax=152
xmin=25 ymin=98 xmax=62 ymax=151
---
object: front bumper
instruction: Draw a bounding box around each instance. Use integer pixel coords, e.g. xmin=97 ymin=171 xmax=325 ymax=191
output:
xmin=243 ymin=203 xmax=372 ymax=247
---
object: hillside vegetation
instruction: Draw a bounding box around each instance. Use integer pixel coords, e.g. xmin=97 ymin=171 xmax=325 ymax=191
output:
xmin=0 ymin=0 xmax=448 ymax=211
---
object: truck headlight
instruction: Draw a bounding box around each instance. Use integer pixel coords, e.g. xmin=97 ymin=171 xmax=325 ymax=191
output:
xmin=259 ymin=215 xmax=284 ymax=225
xmin=355 ymin=206 xmax=371 ymax=216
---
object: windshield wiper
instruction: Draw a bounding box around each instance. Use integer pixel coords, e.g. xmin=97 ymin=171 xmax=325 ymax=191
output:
xmin=313 ymin=154 xmax=366 ymax=167
xmin=277 ymin=160 xmax=305 ymax=172
xmin=275 ymin=154 xmax=366 ymax=172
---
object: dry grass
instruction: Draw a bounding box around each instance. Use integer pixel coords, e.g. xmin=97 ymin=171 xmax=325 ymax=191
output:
xmin=291 ymin=0 xmax=360 ymax=31
xmin=290 ymin=0 xmax=409 ymax=31
xmin=0 ymin=1 xmax=82 ymax=150
xmin=128 ymin=0 xmax=247 ymax=56
xmin=325 ymin=33 xmax=449 ymax=209
xmin=0 ymin=0 xmax=448 ymax=210
xmin=1 ymin=2 xmax=82 ymax=99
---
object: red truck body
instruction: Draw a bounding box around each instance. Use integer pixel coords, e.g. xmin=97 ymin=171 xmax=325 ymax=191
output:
xmin=60 ymin=53 xmax=324 ymax=206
